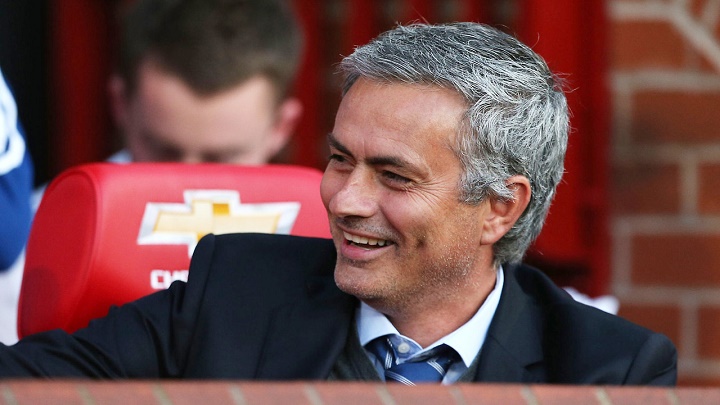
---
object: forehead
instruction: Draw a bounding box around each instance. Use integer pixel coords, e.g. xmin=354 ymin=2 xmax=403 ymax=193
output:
xmin=132 ymin=62 xmax=277 ymax=147
xmin=332 ymin=78 xmax=467 ymax=159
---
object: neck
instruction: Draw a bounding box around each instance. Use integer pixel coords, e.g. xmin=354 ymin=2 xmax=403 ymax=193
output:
xmin=380 ymin=268 xmax=497 ymax=348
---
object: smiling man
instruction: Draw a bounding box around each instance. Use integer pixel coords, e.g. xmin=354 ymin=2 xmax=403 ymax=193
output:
xmin=322 ymin=80 xmax=507 ymax=349
xmin=0 ymin=22 xmax=676 ymax=385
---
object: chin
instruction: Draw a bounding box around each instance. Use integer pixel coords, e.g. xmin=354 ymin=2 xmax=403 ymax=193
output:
xmin=334 ymin=264 xmax=380 ymax=299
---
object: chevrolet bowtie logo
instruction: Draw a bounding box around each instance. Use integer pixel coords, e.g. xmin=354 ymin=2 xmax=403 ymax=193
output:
xmin=137 ymin=190 xmax=300 ymax=256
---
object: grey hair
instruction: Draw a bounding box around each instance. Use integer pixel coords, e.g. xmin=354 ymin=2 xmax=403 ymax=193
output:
xmin=338 ymin=22 xmax=569 ymax=265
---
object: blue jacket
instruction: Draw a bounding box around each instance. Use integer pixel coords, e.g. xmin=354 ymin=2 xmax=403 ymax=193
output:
xmin=0 ymin=69 xmax=33 ymax=269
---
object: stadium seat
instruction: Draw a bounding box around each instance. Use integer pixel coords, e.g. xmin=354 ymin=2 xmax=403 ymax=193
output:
xmin=18 ymin=163 xmax=329 ymax=337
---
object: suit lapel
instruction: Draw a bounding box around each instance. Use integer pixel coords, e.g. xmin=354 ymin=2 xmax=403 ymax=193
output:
xmin=254 ymin=275 xmax=357 ymax=380
xmin=475 ymin=264 xmax=547 ymax=382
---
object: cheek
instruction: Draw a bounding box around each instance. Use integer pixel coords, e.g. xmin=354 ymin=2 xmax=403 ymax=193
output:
xmin=392 ymin=199 xmax=477 ymax=251
xmin=384 ymin=193 xmax=446 ymax=228
xmin=379 ymin=196 xmax=434 ymax=247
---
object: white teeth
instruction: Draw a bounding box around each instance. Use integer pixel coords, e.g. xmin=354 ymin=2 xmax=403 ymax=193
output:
xmin=343 ymin=231 xmax=388 ymax=247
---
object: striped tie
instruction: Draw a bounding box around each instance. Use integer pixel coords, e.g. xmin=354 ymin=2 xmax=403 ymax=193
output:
xmin=367 ymin=337 xmax=457 ymax=385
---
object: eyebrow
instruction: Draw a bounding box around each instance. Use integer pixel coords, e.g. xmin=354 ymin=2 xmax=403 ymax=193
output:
xmin=327 ymin=132 xmax=352 ymax=157
xmin=326 ymin=132 xmax=418 ymax=170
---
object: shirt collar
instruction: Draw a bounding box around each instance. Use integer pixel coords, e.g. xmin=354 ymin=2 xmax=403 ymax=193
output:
xmin=357 ymin=266 xmax=504 ymax=367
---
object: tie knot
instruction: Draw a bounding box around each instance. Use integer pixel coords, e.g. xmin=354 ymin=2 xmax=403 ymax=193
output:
xmin=367 ymin=337 xmax=457 ymax=385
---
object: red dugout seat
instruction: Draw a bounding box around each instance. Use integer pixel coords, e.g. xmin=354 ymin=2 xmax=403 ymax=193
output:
xmin=18 ymin=163 xmax=330 ymax=337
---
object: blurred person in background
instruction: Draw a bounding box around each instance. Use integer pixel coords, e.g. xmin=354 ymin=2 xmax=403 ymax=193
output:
xmin=107 ymin=0 xmax=303 ymax=166
xmin=16 ymin=0 xmax=304 ymax=345
xmin=0 ymin=68 xmax=34 ymax=345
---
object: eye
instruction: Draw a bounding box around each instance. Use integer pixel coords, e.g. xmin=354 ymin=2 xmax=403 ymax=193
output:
xmin=328 ymin=153 xmax=346 ymax=163
xmin=326 ymin=153 xmax=353 ymax=172
xmin=382 ymin=170 xmax=411 ymax=184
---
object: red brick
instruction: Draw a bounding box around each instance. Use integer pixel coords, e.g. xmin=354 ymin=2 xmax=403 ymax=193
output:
xmin=698 ymin=164 xmax=720 ymax=214
xmin=611 ymin=162 xmax=679 ymax=214
xmin=698 ymin=306 xmax=720 ymax=359
xmin=676 ymin=387 xmax=720 ymax=402
xmin=384 ymin=384 xmax=458 ymax=404
xmin=4 ymin=381 xmax=85 ymax=405
xmin=7 ymin=382 xmax=720 ymax=404
xmin=632 ymin=234 xmax=720 ymax=287
xmin=160 ymin=381 xmax=237 ymax=405
xmin=631 ymin=91 xmax=720 ymax=143
xmin=313 ymin=382 xmax=385 ymax=405
xmin=690 ymin=0 xmax=703 ymax=18
xmin=82 ymin=382 xmax=160 ymax=405
xmin=237 ymin=382 xmax=313 ymax=405
xmin=604 ymin=386 xmax=674 ymax=404
xmin=457 ymin=384 xmax=527 ymax=405
xmin=611 ymin=20 xmax=686 ymax=69
xmin=531 ymin=385 xmax=599 ymax=405
xmin=617 ymin=304 xmax=681 ymax=353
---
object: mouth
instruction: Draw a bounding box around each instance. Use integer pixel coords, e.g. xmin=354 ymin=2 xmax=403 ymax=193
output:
xmin=343 ymin=231 xmax=392 ymax=249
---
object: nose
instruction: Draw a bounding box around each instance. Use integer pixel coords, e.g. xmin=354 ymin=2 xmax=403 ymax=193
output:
xmin=324 ymin=168 xmax=378 ymax=219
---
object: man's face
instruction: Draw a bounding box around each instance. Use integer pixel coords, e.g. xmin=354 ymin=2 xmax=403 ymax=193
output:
xmin=320 ymin=78 xmax=497 ymax=316
xmin=112 ymin=60 xmax=296 ymax=164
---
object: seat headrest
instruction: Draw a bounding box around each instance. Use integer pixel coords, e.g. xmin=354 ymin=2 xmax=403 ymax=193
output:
xmin=19 ymin=163 xmax=330 ymax=337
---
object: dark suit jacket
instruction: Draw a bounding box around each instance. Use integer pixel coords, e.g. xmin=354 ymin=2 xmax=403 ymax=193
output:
xmin=0 ymin=233 xmax=676 ymax=384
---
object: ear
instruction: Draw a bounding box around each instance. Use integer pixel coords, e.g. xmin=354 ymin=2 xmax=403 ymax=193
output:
xmin=108 ymin=75 xmax=129 ymax=128
xmin=480 ymin=175 xmax=531 ymax=245
xmin=267 ymin=97 xmax=303 ymax=156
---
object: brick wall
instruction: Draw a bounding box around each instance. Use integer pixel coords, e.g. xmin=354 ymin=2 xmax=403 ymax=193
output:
xmin=608 ymin=0 xmax=720 ymax=386
xmin=1 ymin=381 xmax=719 ymax=405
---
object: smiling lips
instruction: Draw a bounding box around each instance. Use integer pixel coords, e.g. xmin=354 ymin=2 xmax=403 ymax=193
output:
xmin=343 ymin=231 xmax=390 ymax=248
